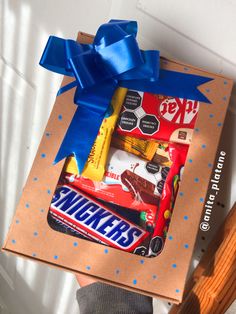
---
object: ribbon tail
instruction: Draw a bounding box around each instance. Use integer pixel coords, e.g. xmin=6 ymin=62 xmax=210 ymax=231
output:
xmin=54 ymin=106 xmax=104 ymax=173
xmin=120 ymin=70 xmax=213 ymax=103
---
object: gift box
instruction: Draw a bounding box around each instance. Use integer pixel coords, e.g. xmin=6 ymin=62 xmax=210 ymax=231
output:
xmin=2 ymin=22 xmax=233 ymax=303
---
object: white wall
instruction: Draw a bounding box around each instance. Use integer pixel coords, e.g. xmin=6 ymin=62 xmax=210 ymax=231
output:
xmin=1 ymin=1 xmax=235 ymax=313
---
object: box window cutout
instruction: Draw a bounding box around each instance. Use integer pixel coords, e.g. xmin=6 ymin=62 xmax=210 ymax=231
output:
xmin=47 ymin=91 xmax=198 ymax=258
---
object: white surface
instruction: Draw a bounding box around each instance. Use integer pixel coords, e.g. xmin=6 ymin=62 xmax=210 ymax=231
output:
xmin=0 ymin=0 xmax=235 ymax=313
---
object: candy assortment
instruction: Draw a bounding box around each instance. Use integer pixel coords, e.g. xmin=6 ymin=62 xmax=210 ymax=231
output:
xmin=48 ymin=89 xmax=191 ymax=257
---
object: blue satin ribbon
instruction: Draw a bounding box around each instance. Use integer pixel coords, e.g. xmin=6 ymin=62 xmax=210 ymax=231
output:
xmin=40 ymin=20 xmax=212 ymax=173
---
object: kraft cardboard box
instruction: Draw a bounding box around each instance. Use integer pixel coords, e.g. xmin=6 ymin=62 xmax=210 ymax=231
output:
xmin=2 ymin=32 xmax=233 ymax=303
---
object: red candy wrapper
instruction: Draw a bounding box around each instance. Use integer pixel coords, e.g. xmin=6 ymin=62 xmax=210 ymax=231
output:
xmin=116 ymin=90 xmax=199 ymax=145
xmin=139 ymin=143 xmax=189 ymax=257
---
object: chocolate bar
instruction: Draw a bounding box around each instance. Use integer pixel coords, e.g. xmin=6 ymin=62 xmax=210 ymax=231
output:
xmin=50 ymin=185 xmax=150 ymax=252
xmin=120 ymin=170 xmax=160 ymax=205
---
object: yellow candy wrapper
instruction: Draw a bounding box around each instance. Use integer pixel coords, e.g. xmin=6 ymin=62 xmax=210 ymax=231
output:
xmin=65 ymin=87 xmax=127 ymax=181
xmin=111 ymin=134 xmax=158 ymax=161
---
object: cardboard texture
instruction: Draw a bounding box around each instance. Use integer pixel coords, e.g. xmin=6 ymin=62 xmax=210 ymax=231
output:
xmin=2 ymin=32 xmax=233 ymax=303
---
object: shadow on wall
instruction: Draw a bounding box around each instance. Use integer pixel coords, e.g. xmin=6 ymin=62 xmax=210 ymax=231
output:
xmin=0 ymin=0 xmax=84 ymax=313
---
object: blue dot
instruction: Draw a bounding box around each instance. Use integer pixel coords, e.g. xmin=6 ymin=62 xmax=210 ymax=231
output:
xmin=224 ymin=81 xmax=228 ymax=85
xmin=73 ymin=242 xmax=78 ymax=247
xmin=41 ymin=153 xmax=46 ymax=158
xmin=86 ymin=266 xmax=91 ymax=270
xmin=200 ymin=197 xmax=204 ymax=203
xmin=194 ymin=178 xmax=199 ymax=182
xmin=46 ymin=132 xmax=50 ymax=137
xmin=184 ymin=67 xmax=189 ymax=71
xmin=33 ymin=177 xmax=38 ymax=181
xmin=40 ymin=209 xmax=44 ymax=213
xmin=58 ymin=115 xmax=63 ymax=120
xmin=168 ymin=235 xmax=173 ymax=240
xmin=104 ymin=248 xmax=109 ymax=254
xmin=47 ymin=189 xmax=51 ymax=194
xmin=184 ymin=244 xmax=189 ymax=249
xmin=179 ymin=192 xmax=184 ymax=197
xmin=152 ymin=275 xmax=157 ymax=279
xmin=188 ymin=159 xmax=193 ymax=163
xmin=205 ymin=88 xmax=210 ymax=93
xmin=209 ymin=114 xmax=214 ymax=118
xmin=176 ymin=289 xmax=180 ymax=293
xmin=25 ymin=203 xmax=30 ymax=208
xmin=208 ymin=163 xmax=213 ymax=168
xmin=218 ymin=122 xmax=222 ymax=127
xmin=32 ymin=253 xmax=37 ymax=257
xmin=223 ymin=96 xmax=227 ymax=101
xmin=140 ymin=259 xmax=144 ymax=264
xmin=133 ymin=279 xmax=137 ymax=285
xmin=34 ymin=231 xmax=38 ymax=236
xmin=16 ymin=220 xmax=20 ymax=224
xmin=195 ymin=128 xmax=199 ymax=132
xmin=115 ymin=269 xmax=120 ymax=275
xmin=12 ymin=239 xmax=16 ymax=244
xmin=202 ymin=144 xmax=206 ymax=149
xmin=172 ymin=264 xmax=177 ymax=268
xmin=54 ymin=255 xmax=58 ymax=260
xmin=184 ymin=215 xmax=188 ymax=220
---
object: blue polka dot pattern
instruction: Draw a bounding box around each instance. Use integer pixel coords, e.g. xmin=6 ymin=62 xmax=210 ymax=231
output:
xmin=172 ymin=264 xmax=177 ymax=268
xmin=140 ymin=260 xmax=144 ymax=264
xmin=47 ymin=189 xmax=51 ymax=194
xmin=104 ymin=248 xmax=109 ymax=254
xmin=205 ymin=89 xmax=210 ymax=93
xmin=208 ymin=163 xmax=213 ymax=168
xmin=179 ymin=192 xmax=184 ymax=197
xmin=195 ymin=128 xmax=199 ymax=132
xmin=200 ymin=197 xmax=204 ymax=203
xmin=184 ymin=67 xmax=189 ymax=71
xmin=12 ymin=239 xmax=16 ymax=244
xmin=33 ymin=177 xmax=38 ymax=181
xmin=16 ymin=220 xmax=19 ymax=224
xmin=168 ymin=235 xmax=173 ymax=240
xmin=188 ymin=159 xmax=193 ymax=163
xmin=209 ymin=114 xmax=214 ymax=118
xmin=176 ymin=289 xmax=180 ymax=293
xmin=223 ymin=96 xmax=227 ymax=101
xmin=184 ymin=244 xmax=189 ymax=249
xmin=115 ymin=269 xmax=120 ymax=275
xmin=194 ymin=178 xmax=199 ymax=182
xmin=33 ymin=232 xmax=38 ymax=236
xmin=202 ymin=144 xmax=206 ymax=149
xmin=73 ymin=242 xmax=78 ymax=247
xmin=25 ymin=203 xmax=30 ymax=208
xmin=54 ymin=255 xmax=58 ymax=260
xmin=218 ymin=122 xmax=222 ymax=127
xmin=86 ymin=266 xmax=91 ymax=270
xmin=40 ymin=209 xmax=44 ymax=213
xmin=152 ymin=275 xmax=157 ymax=279
xmin=184 ymin=216 xmax=188 ymax=220
xmin=41 ymin=153 xmax=46 ymax=158
xmin=133 ymin=279 xmax=137 ymax=285
xmin=32 ymin=253 xmax=37 ymax=257
xmin=46 ymin=132 xmax=50 ymax=137
xmin=58 ymin=115 xmax=63 ymax=120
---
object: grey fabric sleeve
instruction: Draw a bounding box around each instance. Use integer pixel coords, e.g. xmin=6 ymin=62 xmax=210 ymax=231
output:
xmin=76 ymin=282 xmax=153 ymax=314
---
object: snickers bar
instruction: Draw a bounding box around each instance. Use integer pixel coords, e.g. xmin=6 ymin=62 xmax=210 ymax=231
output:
xmin=50 ymin=185 xmax=149 ymax=252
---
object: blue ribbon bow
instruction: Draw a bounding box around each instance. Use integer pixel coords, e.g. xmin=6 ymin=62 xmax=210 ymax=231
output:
xmin=40 ymin=20 xmax=212 ymax=173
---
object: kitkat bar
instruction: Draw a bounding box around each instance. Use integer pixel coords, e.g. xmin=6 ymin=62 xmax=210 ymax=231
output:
xmin=116 ymin=90 xmax=199 ymax=145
